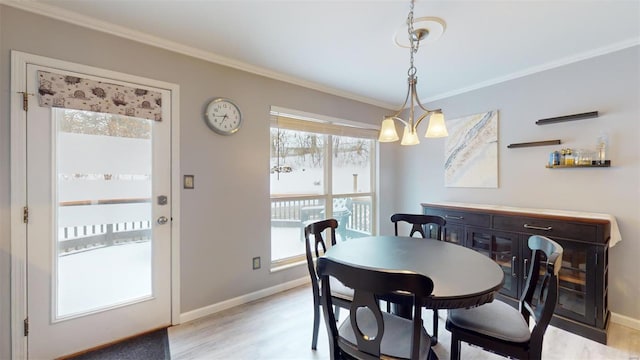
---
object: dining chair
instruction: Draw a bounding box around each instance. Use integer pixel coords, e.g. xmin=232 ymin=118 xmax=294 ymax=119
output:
xmin=446 ymin=235 xmax=563 ymax=360
xmin=304 ymin=219 xmax=353 ymax=350
xmin=391 ymin=213 xmax=446 ymax=239
xmin=317 ymin=256 xmax=434 ymax=360
xmin=390 ymin=213 xmax=446 ymax=342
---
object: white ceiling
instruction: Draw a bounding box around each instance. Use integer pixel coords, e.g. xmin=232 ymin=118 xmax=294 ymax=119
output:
xmin=8 ymin=0 xmax=640 ymax=109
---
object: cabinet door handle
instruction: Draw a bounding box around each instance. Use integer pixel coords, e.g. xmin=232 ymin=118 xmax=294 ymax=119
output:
xmin=523 ymin=259 xmax=529 ymax=279
xmin=511 ymin=256 xmax=517 ymax=277
xmin=445 ymin=215 xmax=464 ymax=220
xmin=523 ymin=224 xmax=553 ymax=231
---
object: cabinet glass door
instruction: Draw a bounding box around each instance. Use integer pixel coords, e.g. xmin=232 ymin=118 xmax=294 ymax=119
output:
xmin=467 ymin=227 xmax=519 ymax=298
xmin=441 ymin=224 xmax=465 ymax=245
xmin=555 ymin=240 xmax=594 ymax=325
xmin=525 ymin=239 xmax=595 ymax=326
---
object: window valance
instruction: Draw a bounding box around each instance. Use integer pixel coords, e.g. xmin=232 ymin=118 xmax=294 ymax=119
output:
xmin=37 ymin=71 xmax=163 ymax=121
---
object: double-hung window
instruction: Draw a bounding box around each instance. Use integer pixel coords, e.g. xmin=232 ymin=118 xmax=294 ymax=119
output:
xmin=270 ymin=108 xmax=377 ymax=268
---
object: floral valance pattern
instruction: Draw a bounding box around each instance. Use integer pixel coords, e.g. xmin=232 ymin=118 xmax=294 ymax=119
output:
xmin=37 ymin=71 xmax=163 ymax=121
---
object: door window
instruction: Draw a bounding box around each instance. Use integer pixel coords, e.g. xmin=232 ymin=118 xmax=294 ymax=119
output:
xmin=55 ymin=109 xmax=154 ymax=319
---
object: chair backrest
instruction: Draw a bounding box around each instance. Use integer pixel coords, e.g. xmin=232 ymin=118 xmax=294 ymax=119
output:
xmin=520 ymin=235 xmax=563 ymax=349
xmin=317 ymin=256 xmax=434 ymax=360
xmin=304 ymin=219 xmax=338 ymax=299
xmin=391 ymin=213 xmax=446 ymax=239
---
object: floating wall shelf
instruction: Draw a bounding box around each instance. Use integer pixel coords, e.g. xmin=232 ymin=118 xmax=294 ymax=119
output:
xmin=546 ymin=160 xmax=611 ymax=169
xmin=507 ymin=139 xmax=562 ymax=149
xmin=536 ymin=111 xmax=599 ymax=125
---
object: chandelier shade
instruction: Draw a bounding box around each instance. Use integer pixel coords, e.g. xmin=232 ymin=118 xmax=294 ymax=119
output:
xmin=425 ymin=110 xmax=448 ymax=138
xmin=378 ymin=117 xmax=400 ymax=142
xmin=401 ymin=126 xmax=420 ymax=146
xmin=378 ymin=0 xmax=448 ymax=146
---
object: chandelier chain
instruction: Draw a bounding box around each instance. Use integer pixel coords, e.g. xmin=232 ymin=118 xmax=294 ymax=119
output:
xmin=407 ymin=0 xmax=418 ymax=78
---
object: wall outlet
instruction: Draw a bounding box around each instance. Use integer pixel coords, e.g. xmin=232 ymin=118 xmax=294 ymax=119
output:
xmin=183 ymin=175 xmax=194 ymax=189
xmin=252 ymin=256 xmax=261 ymax=270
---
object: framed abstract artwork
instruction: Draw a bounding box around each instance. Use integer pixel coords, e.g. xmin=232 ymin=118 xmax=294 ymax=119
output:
xmin=444 ymin=110 xmax=498 ymax=188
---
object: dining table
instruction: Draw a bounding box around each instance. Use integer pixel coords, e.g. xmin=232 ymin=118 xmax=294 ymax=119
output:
xmin=322 ymin=235 xmax=505 ymax=346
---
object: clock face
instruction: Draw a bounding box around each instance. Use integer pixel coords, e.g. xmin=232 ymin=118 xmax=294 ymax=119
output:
xmin=205 ymin=98 xmax=242 ymax=135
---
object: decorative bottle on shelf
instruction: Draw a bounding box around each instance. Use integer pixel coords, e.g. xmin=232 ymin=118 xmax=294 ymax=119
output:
xmin=549 ymin=150 xmax=560 ymax=166
xmin=565 ymin=148 xmax=574 ymax=166
xmin=596 ymin=133 xmax=608 ymax=165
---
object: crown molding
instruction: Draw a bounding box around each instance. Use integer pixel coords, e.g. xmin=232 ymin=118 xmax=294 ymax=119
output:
xmin=422 ymin=37 xmax=640 ymax=104
xmin=2 ymin=0 xmax=638 ymax=109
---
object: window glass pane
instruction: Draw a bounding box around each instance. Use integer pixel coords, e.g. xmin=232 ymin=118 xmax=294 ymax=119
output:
xmin=332 ymin=136 xmax=372 ymax=194
xmin=271 ymin=198 xmax=326 ymax=262
xmin=270 ymin=128 xmax=325 ymax=196
xmin=56 ymin=109 xmax=152 ymax=319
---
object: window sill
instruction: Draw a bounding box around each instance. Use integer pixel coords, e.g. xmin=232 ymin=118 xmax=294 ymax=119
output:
xmin=270 ymin=259 xmax=306 ymax=273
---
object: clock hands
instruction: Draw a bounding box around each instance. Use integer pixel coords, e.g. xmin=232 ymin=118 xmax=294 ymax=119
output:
xmin=212 ymin=114 xmax=229 ymax=125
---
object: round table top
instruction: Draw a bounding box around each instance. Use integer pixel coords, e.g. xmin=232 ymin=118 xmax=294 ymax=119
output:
xmin=323 ymin=236 xmax=505 ymax=309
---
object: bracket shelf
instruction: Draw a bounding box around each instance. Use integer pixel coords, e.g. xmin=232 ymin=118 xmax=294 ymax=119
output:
xmin=507 ymin=139 xmax=561 ymax=149
xmin=536 ymin=111 xmax=599 ymax=125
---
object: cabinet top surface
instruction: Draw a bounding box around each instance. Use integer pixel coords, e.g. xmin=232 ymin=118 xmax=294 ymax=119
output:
xmin=421 ymin=201 xmax=621 ymax=247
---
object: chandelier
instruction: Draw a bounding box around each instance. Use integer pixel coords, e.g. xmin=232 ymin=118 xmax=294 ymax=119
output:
xmin=378 ymin=0 xmax=448 ymax=145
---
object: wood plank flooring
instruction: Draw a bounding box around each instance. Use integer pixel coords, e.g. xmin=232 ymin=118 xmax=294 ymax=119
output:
xmin=168 ymin=284 xmax=640 ymax=359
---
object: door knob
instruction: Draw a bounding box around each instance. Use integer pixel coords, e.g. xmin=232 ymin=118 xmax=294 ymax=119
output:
xmin=157 ymin=216 xmax=169 ymax=225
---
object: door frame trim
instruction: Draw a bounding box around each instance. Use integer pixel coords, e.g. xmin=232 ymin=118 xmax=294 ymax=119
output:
xmin=10 ymin=51 xmax=181 ymax=359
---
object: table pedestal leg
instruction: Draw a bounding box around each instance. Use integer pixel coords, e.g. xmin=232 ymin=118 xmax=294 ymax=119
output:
xmin=391 ymin=303 xmax=438 ymax=346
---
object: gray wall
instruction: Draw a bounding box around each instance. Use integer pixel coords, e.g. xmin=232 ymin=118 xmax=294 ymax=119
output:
xmin=1 ymin=5 xmax=638 ymax=359
xmin=0 ymin=6 xmax=389 ymax=358
xmin=386 ymin=46 xmax=640 ymax=321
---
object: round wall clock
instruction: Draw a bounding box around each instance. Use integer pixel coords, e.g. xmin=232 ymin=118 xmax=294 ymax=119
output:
xmin=204 ymin=98 xmax=242 ymax=135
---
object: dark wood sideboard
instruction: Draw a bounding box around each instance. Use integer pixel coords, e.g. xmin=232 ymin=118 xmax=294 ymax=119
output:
xmin=422 ymin=202 xmax=612 ymax=344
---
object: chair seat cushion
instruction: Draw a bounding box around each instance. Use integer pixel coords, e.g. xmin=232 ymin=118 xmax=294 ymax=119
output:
xmin=326 ymin=276 xmax=354 ymax=301
xmin=339 ymin=308 xmax=431 ymax=359
xmin=448 ymin=300 xmax=531 ymax=343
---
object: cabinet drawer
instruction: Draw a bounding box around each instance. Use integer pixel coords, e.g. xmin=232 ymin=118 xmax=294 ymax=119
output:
xmin=424 ymin=208 xmax=490 ymax=227
xmin=493 ymin=215 xmax=598 ymax=243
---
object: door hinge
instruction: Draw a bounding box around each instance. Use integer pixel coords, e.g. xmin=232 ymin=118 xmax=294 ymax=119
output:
xmin=17 ymin=91 xmax=34 ymax=112
xmin=24 ymin=317 xmax=29 ymax=336
xmin=23 ymin=206 xmax=29 ymax=224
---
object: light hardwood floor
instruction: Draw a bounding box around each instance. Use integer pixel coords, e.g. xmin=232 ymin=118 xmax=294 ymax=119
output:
xmin=168 ymin=284 xmax=640 ymax=359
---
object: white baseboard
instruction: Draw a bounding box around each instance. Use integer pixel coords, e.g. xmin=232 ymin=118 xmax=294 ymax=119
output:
xmin=179 ymin=277 xmax=309 ymax=324
xmin=610 ymin=312 xmax=640 ymax=331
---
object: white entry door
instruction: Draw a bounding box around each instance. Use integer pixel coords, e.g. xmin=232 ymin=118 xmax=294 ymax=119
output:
xmin=23 ymin=62 xmax=172 ymax=359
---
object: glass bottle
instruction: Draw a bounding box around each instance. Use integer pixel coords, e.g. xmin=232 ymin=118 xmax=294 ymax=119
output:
xmin=596 ymin=133 xmax=608 ymax=165
xmin=565 ymin=148 xmax=574 ymax=166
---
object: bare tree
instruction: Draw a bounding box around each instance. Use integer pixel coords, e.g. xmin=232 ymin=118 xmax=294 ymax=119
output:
xmin=270 ymin=128 xmax=291 ymax=164
xmin=60 ymin=110 xmax=151 ymax=139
